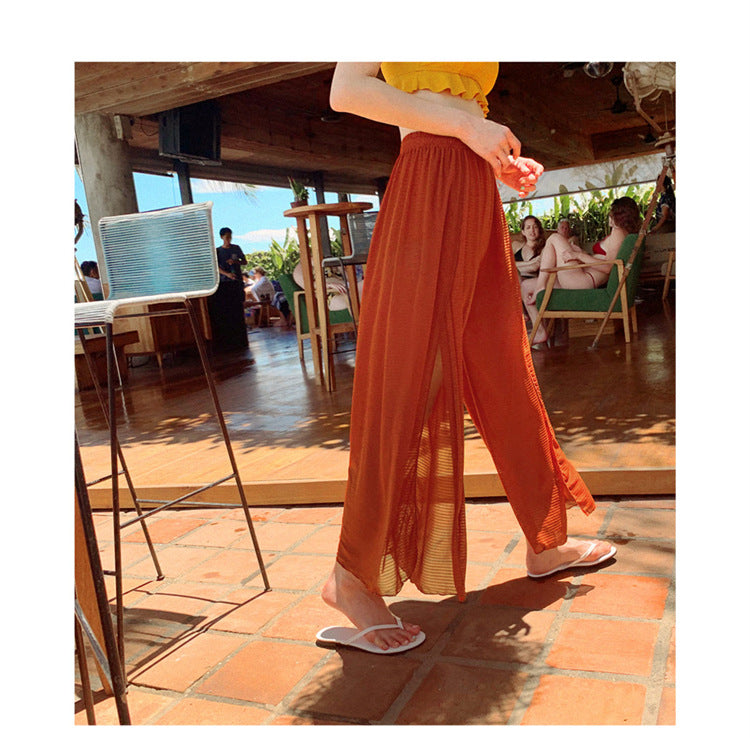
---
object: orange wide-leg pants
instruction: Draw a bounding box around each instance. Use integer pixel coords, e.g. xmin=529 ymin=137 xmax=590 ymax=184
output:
xmin=337 ymin=133 xmax=595 ymax=598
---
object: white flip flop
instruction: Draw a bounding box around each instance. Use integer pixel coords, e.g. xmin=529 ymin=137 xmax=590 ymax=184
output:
xmin=527 ymin=541 xmax=617 ymax=579
xmin=315 ymin=616 xmax=426 ymax=655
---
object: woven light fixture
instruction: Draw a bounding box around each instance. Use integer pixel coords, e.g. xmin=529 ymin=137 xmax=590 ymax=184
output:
xmin=623 ymin=62 xmax=676 ymax=141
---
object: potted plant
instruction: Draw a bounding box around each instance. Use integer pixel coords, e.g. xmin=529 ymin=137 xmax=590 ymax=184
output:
xmin=288 ymin=177 xmax=309 ymax=208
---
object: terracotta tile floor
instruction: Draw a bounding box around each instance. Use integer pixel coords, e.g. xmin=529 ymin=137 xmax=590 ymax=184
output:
xmin=75 ymin=496 xmax=676 ymax=726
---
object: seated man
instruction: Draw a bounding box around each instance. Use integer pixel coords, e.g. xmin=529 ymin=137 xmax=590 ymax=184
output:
xmin=244 ymin=267 xmax=291 ymax=327
xmin=248 ymin=267 xmax=276 ymax=302
xmin=80 ymin=260 xmax=103 ymax=299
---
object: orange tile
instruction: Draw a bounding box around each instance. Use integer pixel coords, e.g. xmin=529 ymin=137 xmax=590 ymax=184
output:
xmin=118 ymin=576 xmax=163 ymax=604
xmin=521 ymin=674 xmax=646 ymax=725
xmin=149 ymin=579 xmax=242 ymax=603
xmin=606 ymin=508 xmax=675 ymax=540
xmin=396 ymin=662 xmax=527 ymax=724
xmin=262 ymin=594 xmax=348 ymax=642
xmin=252 ymin=553 xmax=333 ymax=590
xmin=274 ymin=506 xmax=342 ymax=524
xmin=121 ymin=516 xmax=204 ymax=544
xmin=566 ymin=504 xmax=612 ymax=536
xmin=156 ymin=697 xmax=272 ymax=725
xmin=124 ymin=544 xmax=219 ymax=580
xmin=547 ymin=618 xmax=660 ymax=676
xmin=467 ymin=531 xmax=516 ymax=563
xmin=603 ymin=538 xmax=675 ymax=577
xmin=172 ymin=518 xmax=254 ymax=548
xmin=197 ymin=639 xmax=323 ymax=705
xmin=570 ymin=573 xmax=670 ymax=619
xmin=443 ymin=606 xmax=556 ymax=664
xmin=225 ymin=506 xmax=285 ymax=523
xmin=657 ymin=686 xmax=676 ymax=725
xmin=388 ymin=599 xmax=464 ymax=651
xmin=185 ymin=548 xmax=273 ymax=586
xmin=501 ymin=538 xmax=528 ymax=568
xmin=465 ymin=562 xmax=495 ymax=593
xmin=481 ymin=568 xmax=572 ymax=610
xmin=288 ymin=649 xmax=420 ymax=722
xmin=129 ymin=631 xmax=241 ymax=691
xmin=75 ymin=687 xmax=175 ymax=726
xmin=292 ymin=525 xmax=340 ymax=554
xmin=98 ymin=541 xmax=152 ymax=572
xmin=131 ymin=590 xmax=219 ymax=620
xmin=209 ymin=589 xmax=300 ymax=635
xmin=247 ymin=521 xmax=318 ymax=551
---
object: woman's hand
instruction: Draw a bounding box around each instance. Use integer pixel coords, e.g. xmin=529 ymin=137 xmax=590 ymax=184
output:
xmin=497 ymin=155 xmax=544 ymax=197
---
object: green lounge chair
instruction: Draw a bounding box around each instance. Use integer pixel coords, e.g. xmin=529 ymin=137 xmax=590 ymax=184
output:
xmin=530 ymin=233 xmax=644 ymax=344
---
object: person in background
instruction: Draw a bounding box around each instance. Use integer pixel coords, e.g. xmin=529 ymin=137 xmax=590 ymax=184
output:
xmin=649 ymin=176 xmax=675 ymax=234
xmin=248 ymin=266 xmax=276 ymax=302
xmin=525 ymin=197 xmax=642 ymax=344
xmin=317 ymin=62 xmax=615 ymax=655
xmin=207 ymin=227 xmax=249 ymax=351
xmin=556 ymin=218 xmax=581 ymax=247
xmin=515 ymin=215 xmax=546 ymax=281
xmin=80 ymin=261 xmax=103 ymax=298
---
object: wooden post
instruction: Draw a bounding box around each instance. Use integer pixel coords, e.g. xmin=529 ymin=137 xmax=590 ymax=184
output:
xmin=74 ymin=113 xmax=139 ymax=294
xmin=174 ymin=159 xmax=194 ymax=204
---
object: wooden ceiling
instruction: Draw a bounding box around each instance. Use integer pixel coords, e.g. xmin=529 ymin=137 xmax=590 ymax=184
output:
xmin=75 ymin=62 xmax=675 ymax=194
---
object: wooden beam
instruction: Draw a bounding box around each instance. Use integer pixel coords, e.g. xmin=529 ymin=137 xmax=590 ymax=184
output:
xmin=75 ymin=61 xmax=335 ymax=116
xmin=127 ymin=147 xmax=384 ymax=194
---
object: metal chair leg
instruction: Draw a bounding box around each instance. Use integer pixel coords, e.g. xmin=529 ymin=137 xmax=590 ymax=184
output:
xmin=74 ymin=614 xmax=97 ymax=725
xmin=75 ymin=329 xmax=164 ymax=582
xmin=184 ymin=300 xmax=270 ymax=590
xmin=75 ymin=435 xmax=131 ymax=725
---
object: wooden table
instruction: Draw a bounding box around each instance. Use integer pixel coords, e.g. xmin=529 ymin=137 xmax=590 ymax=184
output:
xmin=74 ymin=329 xmax=140 ymax=390
xmin=284 ymin=201 xmax=372 ymax=391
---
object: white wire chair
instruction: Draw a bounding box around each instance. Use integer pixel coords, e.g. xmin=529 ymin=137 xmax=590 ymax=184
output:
xmin=320 ymin=210 xmax=377 ymax=339
xmin=74 ymin=202 xmax=269 ymax=676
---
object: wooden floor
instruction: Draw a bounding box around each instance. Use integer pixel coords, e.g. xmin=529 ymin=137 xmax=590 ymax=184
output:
xmin=75 ymin=288 xmax=675 ymax=508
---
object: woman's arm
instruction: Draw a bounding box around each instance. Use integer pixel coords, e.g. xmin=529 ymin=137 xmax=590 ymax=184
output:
xmin=330 ymin=63 xmax=542 ymax=190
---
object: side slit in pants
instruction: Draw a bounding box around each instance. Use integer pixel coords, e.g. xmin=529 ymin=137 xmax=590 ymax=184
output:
xmin=337 ymin=133 xmax=595 ymax=598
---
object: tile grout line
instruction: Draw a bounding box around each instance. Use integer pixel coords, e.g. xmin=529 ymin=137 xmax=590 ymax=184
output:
xmin=639 ymin=565 xmax=676 ymax=725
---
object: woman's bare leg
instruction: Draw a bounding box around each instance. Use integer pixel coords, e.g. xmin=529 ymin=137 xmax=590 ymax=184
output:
xmin=522 ymin=279 xmax=548 ymax=344
xmin=320 ymin=352 xmax=444 ymax=648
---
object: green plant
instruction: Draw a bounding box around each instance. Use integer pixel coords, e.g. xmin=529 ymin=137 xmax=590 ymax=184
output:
xmin=244 ymin=229 xmax=301 ymax=281
xmin=267 ymin=229 xmax=301 ymax=278
xmin=288 ymin=177 xmax=309 ymax=204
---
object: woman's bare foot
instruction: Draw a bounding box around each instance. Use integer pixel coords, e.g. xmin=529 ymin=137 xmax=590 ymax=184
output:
xmin=321 ymin=563 xmax=421 ymax=651
xmin=529 ymin=326 xmax=548 ymax=345
xmin=526 ymin=538 xmax=616 ymax=577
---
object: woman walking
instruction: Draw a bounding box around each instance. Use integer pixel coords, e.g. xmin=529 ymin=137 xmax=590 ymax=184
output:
xmin=317 ymin=63 xmax=615 ymax=654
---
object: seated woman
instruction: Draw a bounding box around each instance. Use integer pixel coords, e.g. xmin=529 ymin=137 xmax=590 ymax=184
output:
xmin=514 ymin=215 xmax=546 ymax=282
xmin=522 ymin=196 xmax=642 ymax=345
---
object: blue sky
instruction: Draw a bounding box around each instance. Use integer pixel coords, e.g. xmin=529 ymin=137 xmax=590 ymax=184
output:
xmin=74 ymin=170 xmax=379 ymax=265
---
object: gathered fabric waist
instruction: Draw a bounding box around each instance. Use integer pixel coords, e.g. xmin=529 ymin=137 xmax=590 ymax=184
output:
xmin=400 ymin=131 xmax=474 ymax=155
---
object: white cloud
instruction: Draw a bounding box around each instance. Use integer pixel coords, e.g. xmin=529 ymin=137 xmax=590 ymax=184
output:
xmin=237 ymin=227 xmax=296 ymax=245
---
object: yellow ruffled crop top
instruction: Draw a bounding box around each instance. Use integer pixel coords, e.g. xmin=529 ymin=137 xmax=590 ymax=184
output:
xmin=381 ymin=62 xmax=499 ymax=117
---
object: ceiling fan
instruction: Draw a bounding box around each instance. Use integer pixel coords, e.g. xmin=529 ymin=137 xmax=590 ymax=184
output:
xmin=561 ymin=62 xmax=614 ymax=79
